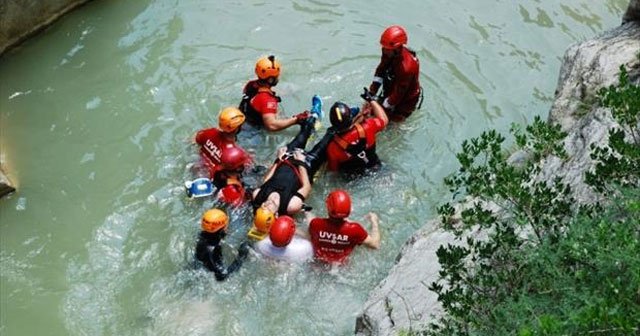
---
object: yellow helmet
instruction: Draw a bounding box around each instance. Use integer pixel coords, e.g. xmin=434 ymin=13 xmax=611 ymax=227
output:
xmin=253 ymin=206 xmax=275 ymax=233
xmin=201 ymin=208 xmax=229 ymax=233
xmin=218 ymin=107 xmax=245 ymax=133
xmin=255 ymin=55 xmax=281 ymax=80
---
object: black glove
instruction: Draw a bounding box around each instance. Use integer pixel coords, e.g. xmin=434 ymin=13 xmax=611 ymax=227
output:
xmin=360 ymin=87 xmax=375 ymax=102
xmin=237 ymin=241 xmax=250 ymax=259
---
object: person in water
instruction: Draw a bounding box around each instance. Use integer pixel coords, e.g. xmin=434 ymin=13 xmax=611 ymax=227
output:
xmin=250 ymin=113 xmax=335 ymax=237
xmin=195 ymin=208 xmax=249 ymax=281
xmin=307 ymin=189 xmax=381 ymax=264
xmin=194 ymin=107 xmax=251 ymax=205
xmin=367 ymin=25 xmax=422 ymax=122
xmin=325 ymin=92 xmax=388 ymax=174
xmin=253 ymin=215 xmax=313 ymax=263
xmin=239 ymin=55 xmax=312 ymax=131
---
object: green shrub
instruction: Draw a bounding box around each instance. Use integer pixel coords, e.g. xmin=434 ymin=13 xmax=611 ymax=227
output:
xmin=427 ymin=65 xmax=640 ymax=335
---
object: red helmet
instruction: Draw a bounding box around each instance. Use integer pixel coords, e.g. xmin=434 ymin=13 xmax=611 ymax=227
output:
xmin=326 ymin=189 xmax=351 ymax=219
xmin=221 ymin=147 xmax=247 ymax=171
xmin=220 ymin=184 xmax=244 ymax=206
xmin=269 ymin=215 xmax=296 ymax=247
xmin=380 ymin=25 xmax=407 ymax=50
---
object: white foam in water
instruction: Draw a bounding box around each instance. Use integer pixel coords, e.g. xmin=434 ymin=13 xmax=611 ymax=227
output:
xmin=16 ymin=197 xmax=26 ymax=211
xmin=85 ymin=97 xmax=102 ymax=110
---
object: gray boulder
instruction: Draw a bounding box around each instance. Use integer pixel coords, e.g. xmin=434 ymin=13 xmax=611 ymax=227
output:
xmin=623 ymin=0 xmax=640 ymax=23
xmin=545 ymin=21 xmax=639 ymax=204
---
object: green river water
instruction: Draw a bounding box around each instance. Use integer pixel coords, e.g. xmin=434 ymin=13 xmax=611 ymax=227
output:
xmin=0 ymin=0 xmax=628 ymax=335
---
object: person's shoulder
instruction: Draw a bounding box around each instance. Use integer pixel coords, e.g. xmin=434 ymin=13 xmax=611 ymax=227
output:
xmin=251 ymin=92 xmax=278 ymax=113
xmin=309 ymin=217 xmax=325 ymax=228
xmin=254 ymin=90 xmax=277 ymax=100
xmin=400 ymin=48 xmax=419 ymax=71
xmin=363 ymin=117 xmax=386 ymax=131
xmin=343 ymin=220 xmax=366 ymax=232
xmin=195 ymin=127 xmax=219 ymax=141
xmin=344 ymin=219 xmax=363 ymax=227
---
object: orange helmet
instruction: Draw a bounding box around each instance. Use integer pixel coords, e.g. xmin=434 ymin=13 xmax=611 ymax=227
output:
xmin=219 ymin=107 xmax=245 ymax=133
xmin=326 ymin=189 xmax=351 ymax=219
xmin=255 ymin=55 xmax=281 ymax=80
xmin=269 ymin=215 xmax=296 ymax=247
xmin=380 ymin=25 xmax=407 ymax=50
xmin=201 ymin=208 xmax=229 ymax=233
xmin=254 ymin=206 xmax=275 ymax=233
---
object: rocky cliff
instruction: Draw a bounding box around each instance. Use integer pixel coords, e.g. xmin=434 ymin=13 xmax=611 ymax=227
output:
xmin=0 ymin=0 xmax=92 ymax=56
xmin=355 ymin=1 xmax=640 ymax=335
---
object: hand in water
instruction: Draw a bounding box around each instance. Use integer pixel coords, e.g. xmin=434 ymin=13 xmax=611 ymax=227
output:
xmin=365 ymin=212 xmax=379 ymax=222
xmin=238 ymin=241 xmax=250 ymax=259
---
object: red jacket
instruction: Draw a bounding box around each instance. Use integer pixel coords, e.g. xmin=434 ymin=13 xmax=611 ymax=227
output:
xmin=240 ymin=80 xmax=280 ymax=125
xmin=309 ymin=217 xmax=369 ymax=263
xmin=194 ymin=128 xmax=249 ymax=180
xmin=374 ymin=46 xmax=421 ymax=116
xmin=326 ymin=117 xmax=386 ymax=171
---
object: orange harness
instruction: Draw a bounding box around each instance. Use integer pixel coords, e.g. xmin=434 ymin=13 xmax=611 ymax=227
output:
xmin=332 ymin=123 xmax=366 ymax=151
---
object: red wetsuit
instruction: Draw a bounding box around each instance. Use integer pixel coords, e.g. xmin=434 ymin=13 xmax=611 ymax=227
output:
xmin=326 ymin=117 xmax=386 ymax=172
xmin=239 ymin=80 xmax=280 ymax=126
xmin=373 ymin=46 xmax=421 ymax=121
xmin=194 ymin=127 xmax=249 ymax=182
xmin=308 ymin=217 xmax=369 ymax=263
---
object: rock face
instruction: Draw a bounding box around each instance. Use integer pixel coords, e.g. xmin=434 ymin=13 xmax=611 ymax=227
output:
xmin=0 ymin=168 xmax=15 ymax=198
xmin=623 ymin=0 xmax=640 ymax=23
xmin=355 ymin=10 xmax=640 ymax=336
xmin=355 ymin=225 xmax=454 ymax=335
xmin=544 ymin=21 xmax=639 ymax=203
xmin=0 ymin=0 xmax=92 ymax=56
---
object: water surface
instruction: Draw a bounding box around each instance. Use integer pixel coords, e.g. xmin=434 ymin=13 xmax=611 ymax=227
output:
xmin=0 ymin=0 xmax=627 ymax=334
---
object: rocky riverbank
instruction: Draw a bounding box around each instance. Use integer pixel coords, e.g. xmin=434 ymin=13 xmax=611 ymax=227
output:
xmin=0 ymin=168 xmax=15 ymax=198
xmin=355 ymin=1 xmax=640 ymax=335
xmin=0 ymin=0 xmax=92 ymax=56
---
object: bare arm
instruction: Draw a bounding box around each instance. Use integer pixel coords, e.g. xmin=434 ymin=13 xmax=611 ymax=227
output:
xmin=369 ymin=100 xmax=388 ymax=127
xmin=263 ymin=114 xmax=298 ymax=132
xmin=286 ymin=151 xmax=311 ymax=214
xmin=361 ymin=212 xmax=381 ymax=249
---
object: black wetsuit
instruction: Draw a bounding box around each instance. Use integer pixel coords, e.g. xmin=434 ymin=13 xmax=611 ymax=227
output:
xmin=195 ymin=230 xmax=249 ymax=281
xmin=251 ymin=120 xmax=334 ymax=215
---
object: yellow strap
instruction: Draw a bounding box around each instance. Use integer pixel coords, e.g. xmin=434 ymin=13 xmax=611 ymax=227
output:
xmin=247 ymin=226 xmax=269 ymax=241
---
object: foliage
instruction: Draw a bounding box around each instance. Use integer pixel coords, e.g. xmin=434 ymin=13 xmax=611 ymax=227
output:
xmin=426 ymin=64 xmax=640 ymax=335
xmin=586 ymin=65 xmax=640 ymax=193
